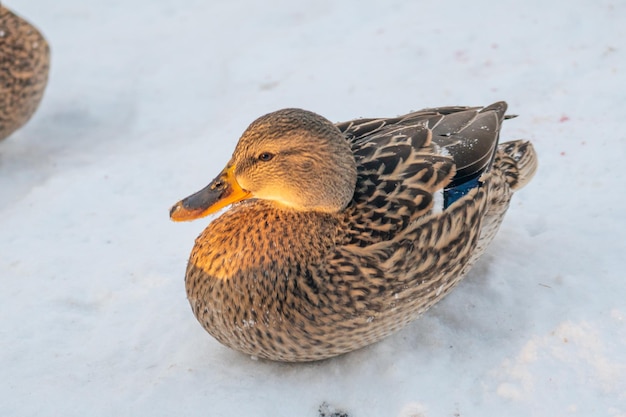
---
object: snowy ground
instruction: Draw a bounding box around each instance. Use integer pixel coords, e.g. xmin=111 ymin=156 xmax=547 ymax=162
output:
xmin=1 ymin=1 xmax=625 ymax=416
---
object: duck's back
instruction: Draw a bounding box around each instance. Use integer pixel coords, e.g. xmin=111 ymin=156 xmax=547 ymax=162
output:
xmin=336 ymin=102 xmax=511 ymax=248
xmin=318 ymin=102 xmax=537 ymax=358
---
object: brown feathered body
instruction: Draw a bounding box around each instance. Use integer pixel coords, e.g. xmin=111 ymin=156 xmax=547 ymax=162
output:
xmin=0 ymin=6 xmax=50 ymax=141
xmin=183 ymin=102 xmax=537 ymax=361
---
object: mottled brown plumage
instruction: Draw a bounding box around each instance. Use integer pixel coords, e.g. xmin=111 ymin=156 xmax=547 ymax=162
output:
xmin=170 ymin=102 xmax=537 ymax=362
xmin=0 ymin=5 xmax=50 ymax=141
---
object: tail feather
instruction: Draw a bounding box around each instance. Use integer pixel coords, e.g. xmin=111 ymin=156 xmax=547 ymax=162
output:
xmin=498 ymin=140 xmax=538 ymax=191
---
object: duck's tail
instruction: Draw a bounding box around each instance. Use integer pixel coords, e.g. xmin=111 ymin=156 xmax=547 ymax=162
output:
xmin=467 ymin=139 xmax=537 ymax=261
xmin=497 ymin=140 xmax=538 ymax=191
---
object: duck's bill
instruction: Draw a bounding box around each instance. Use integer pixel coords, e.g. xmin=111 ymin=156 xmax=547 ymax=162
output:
xmin=169 ymin=166 xmax=251 ymax=222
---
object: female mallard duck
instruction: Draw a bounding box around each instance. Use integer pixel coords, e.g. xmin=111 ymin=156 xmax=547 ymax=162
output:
xmin=0 ymin=5 xmax=50 ymax=141
xmin=170 ymin=102 xmax=537 ymax=362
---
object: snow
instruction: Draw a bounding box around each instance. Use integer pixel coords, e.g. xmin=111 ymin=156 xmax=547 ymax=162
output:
xmin=1 ymin=0 xmax=625 ymax=416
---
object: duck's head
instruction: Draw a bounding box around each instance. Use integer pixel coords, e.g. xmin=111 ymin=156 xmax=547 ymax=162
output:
xmin=170 ymin=108 xmax=358 ymax=221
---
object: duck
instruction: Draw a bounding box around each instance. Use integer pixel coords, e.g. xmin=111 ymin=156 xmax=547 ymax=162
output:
xmin=170 ymin=101 xmax=537 ymax=362
xmin=0 ymin=5 xmax=50 ymax=141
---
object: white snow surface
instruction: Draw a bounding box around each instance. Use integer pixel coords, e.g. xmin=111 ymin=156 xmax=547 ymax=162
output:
xmin=2 ymin=1 xmax=625 ymax=416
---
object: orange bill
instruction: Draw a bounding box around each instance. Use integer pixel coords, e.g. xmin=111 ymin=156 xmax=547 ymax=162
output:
xmin=169 ymin=165 xmax=251 ymax=222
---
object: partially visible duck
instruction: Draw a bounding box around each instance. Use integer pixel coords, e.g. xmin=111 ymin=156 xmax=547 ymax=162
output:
xmin=0 ymin=5 xmax=49 ymax=141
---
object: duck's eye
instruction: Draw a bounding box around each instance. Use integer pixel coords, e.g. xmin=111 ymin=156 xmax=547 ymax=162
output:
xmin=258 ymin=152 xmax=274 ymax=162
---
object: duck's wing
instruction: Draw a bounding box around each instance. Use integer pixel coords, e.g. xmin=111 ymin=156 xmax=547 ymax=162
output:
xmin=335 ymin=102 xmax=506 ymax=246
xmin=427 ymin=101 xmax=506 ymax=188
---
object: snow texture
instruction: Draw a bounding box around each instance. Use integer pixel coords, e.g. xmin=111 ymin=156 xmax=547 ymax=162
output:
xmin=1 ymin=1 xmax=625 ymax=416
